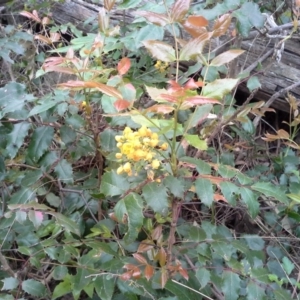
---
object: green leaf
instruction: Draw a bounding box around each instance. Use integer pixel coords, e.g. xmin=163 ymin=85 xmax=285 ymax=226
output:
xmin=143 ymin=40 xmax=176 ymax=62
xmin=246 ymin=281 xmax=266 ymax=300
xmin=47 ymin=212 xmax=81 ymax=236
xmin=202 ymin=78 xmax=239 ymax=100
xmin=100 ymin=128 xmax=117 ymax=152
xmin=135 ymin=24 xmax=164 ymax=48
xmin=28 ymin=100 xmax=57 ymax=117
xmin=73 ymin=269 xmax=90 ymax=294
xmin=54 ymin=159 xmax=73 ymax=184
xmin=244 ymin=235 xmax=265 ymax=251
xmin=22 ymin=279 xmax=46 ymax=297
xmin=28 ymin=126 xmax=54 ymax=161
xmin=84 ymin=241 xmax=118 ymax=256
xmin=195 ymin=178 xmax=213 ymax=207
xmin=282 ymin=257 xmax=294 ymax=275
xmin=95 ymin=275 xmax=116 ymax=300
xmin=165 ymin=280 xmax=196 ymax=298
xmin=185 ymin=134 xmax=207 ymax=150
xmin=247 ymin=76 xmax=261 ymax=92
xmin=142 ymin=182 xmax=169 ymax=213
xmin=251 ymin=182 xmax=289 ymax=204
xmin=45 ymin=193 xmax=61 ymax=208
xmin=220 ymin=181 xmax=239 ymax=205
xmin=184 ymin=104 xmax=212 ymax=131
xmin=118 ymin=0 xmax=143 ymax=9
xmin=53 ymin=266 xmax=68 ymax=280
xmin=6 ymin=122 xmax=31 ymax=158
xmin=100 ymin=171 xmax=130 ymax=197
xmin=10 ymin=188 xmax=35 ymax=204
xmin=188 ymin=226 xmax=206 ymax=241
xmin=114 ymin=193 xmax=144 ymax=244
xmin=240 ymin=2 xmax=265 ymax=28
xmin=274 ymin=289 xmax=293 ymax=300
xmin=221 ymin=270 xmax=241 ymax=300
xmin=195 ymin=268 xmax=210 ymax=288
xmin=52 ymin=277 xmax=72 ymax=300
xmin=15 ymin=210 xmax=27 ymax=223
xmin=60 ymin=125 xmax=76 ymax=145
xmin=1 ymin=277 xmax=19 ymax=290
xmin=28 ymin=210 xmax=44 ymax=228
xmin=239 ymin=187 xmax=259 ymax=218
xmin=180 ymin=157 xmax=211 ymax=174
xmin=163 ymin=176 xmax=185 ymax=198
xmin=21 ymin=170 xmax=43 ymax=187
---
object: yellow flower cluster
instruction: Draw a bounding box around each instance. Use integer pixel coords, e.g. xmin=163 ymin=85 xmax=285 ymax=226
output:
xmin=154 ymin=60 xmax=169 ymax=73
xmin=115 ymin=126 xmax=168 ymax=176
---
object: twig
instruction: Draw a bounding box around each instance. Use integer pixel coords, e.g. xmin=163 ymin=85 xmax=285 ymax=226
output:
xmin=253 ymin=80 xmax=300 ymax=127
xmin=0 ymin=251 xmax=16 ymax=278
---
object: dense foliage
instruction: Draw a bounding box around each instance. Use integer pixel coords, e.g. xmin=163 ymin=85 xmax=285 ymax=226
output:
xmin=1 ymin=0 xmax=300 ymax=299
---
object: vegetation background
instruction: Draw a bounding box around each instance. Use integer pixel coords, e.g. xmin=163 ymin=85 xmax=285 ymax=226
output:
xmin=0 ymin=0 xmax=300 ymax=299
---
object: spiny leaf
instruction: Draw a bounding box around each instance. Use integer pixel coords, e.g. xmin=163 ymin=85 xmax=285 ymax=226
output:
xmin=195 ymin=178 xmax=213 ymax=207
xmin=202 ymin=78 xmax=239 ymax=100
xmin=22 ymin=279 xmax=46 ymax=297
xmin=54 ymin=159 xmax=73 ymax=184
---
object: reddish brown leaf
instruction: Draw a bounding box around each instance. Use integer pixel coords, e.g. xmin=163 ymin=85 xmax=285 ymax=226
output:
xmin=179 ymin=267 xmax=189 ymax=280
xmin=156 ymin=248 xmax=166 ymax=267
xmin=213 ymin=14 xmax=232 ymax=37
xmin=214 ymin=193 xmax=227 ymax=202
xmin=183 ymin=15 xmax=208 ymax=38
xmin=34 ymin=34 xmax=52 ymax=45
xmin=132 ymin=268 xmax=142 ymax=279
xmin=114 ymin=99 xmax=131 ymax=111
xmin=197 ymin=174 xmax=227 ymax=186
xmin=44 ymin=66 xmax=76 ymax=74
xmin=171 ymin=0 xmax=191 ymax=22
xmin=133 ymin=253 xmax=148 ymax=265
xmin=182 ymin=96 xmax=220 ymax=108
xmin=184 ymin=78 xmax=204 ymax=89
xmin=118 ymin=57 xmax=130 ymax=75
xmin=151 ymin=225 xmax=162 ymax=241
xmin=135 ymin=11 xmax=169 ymax=27
xmin=146 ymin=104 xmax=174 ymax=114
xmin=120 ymin=271 xmax=132 ymax=281
xmin=160 ymin=94 xmax=178 ymax=103
xmin=137 ymin=240 xmax=155 ymax=253
xmin=50 ymin=32 xmax=61 ymax=43
xmin=145 ymin=264 xmax=155 ymax=281
xmin=20 ymin=10 xmax=41 ymax=23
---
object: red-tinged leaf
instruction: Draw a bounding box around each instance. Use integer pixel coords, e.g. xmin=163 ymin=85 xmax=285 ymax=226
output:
xmin=160 ymin=94 xmax=178 ymax=103
xmin=214 ymin=193 xmax=228 ymax=202
xmin=183 ymin=96 xmax=220 ymax=107
xmin=57 ymin=81 xmax=122 ymax=98
xmin=171 ymin=0 xmax=191 ymax=22
xmin=210 ymin=49 xmax=245 ymax=66
xmin=145 ymin=265 xmax=155 ymax=281
xmin=114 ymin=99 xmax=131 ymax=111
xmin=20 ymin=11 xmax=41 ymax=23
xmin=108 ymin=212 xmax=118 ymax=222
xmin=120 ymin=271 xmax=132 ymax=281
xmin=117 ymin=57 xmax=131 ymax=75
xmin=152 ymin=225 xmax=163 ymax=241
xmin=137 ymin=240 xmax=155 ymax=253
xmin=43 ymin=66 xmax=76 ymax=74
xmin=50 ymin=32 xmax=61 ymax=43
xmin=34 ymin=34 xmax=52 ymax=45
xmin=123 ymin=264 xmax=137 ymax=271
xmin=135 ymin=11 xmax=169 ymax=27
xmin=133 ymin=253 xmax=148 ymax=265
xmin=213 ymin=14 xmax=232 ymax=37
xmin=183 ymin=21 xmax=207 ymax=38
xmin=198 ymin=174 xmax=227 ymax=186
xmin=184 ymin=78 xmax=204 ymax=89
xmin=132 ymin=268 xmax=141 ymax=279
xmin=146 ymin=104 xmax=174 ymax=114
xmin=186 ymin=15 xmax=208 ymax=27
xmin=161 ymin=268 xmax=168 ymax=288
xmin=168 ymin=80 xmax=182 ymax=90
xmin=276 ymin=129 xmax=290 ymax=139
xmin=179 ymin=32 xmax=213 ymax=61
xmin=179 ymin=267 xmax=189 ymax=280
xmin=28 ymin=210 xmax=43 ymax=228
xmin=143 ymin=40 xmax=176 ymax=62
xmin=157 ymin=248 xmax=166 ymax=267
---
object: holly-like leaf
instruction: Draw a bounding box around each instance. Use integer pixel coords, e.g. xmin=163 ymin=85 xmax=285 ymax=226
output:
xmin=135 ymin=11 xmax=169 ymax=27
xmin=22 ymin=279 xmax=46 ymax=297
xmin=143 ymin=40 xmax=176 ymax=62
xmin=28 ymin=126 xmax=54 ymax=161
xmin=184 ymin=104 xmax=212 ymax=131
xmin=251 ymin=182 xmax=289 ymax=204
xmin=95 ymin=275 xmax=116 ymax=300
xmin=28 ymin=210 xmax=43 ymax=228
xmin=28 ymin=100 xmax=57 ymax=117
xmin=52 ymin=277 xmax=72 ymax=300
xmin=247 ymin=76 xmax=261 ymax=91
xmin=114 ymin=99 xmax=131 ymax=111
xmin=179 ymin=32 xmax=212 ymax=61
xmin=114 ymin=193 xmax=144 ymax=244
xmin=117 ymin=57 xmax=131 ymax=75
xmin=100 ymin=171 xmax=130 ymax=197
xmin=196 ymin=268 xmax=210 ymax=288
xmin=213 ymin=13 xmax=232 ymax=37
xmin=171 ymin=0 xmax=191 ymax=22
xmin=221 ymin=270 xmax=241 ymax=300
xmin=239 ymin=187 xmax=259 ymax=218
xmin=210 ymin=49 xmax=245 ymax=66
xmin=246 ymin=281 xmax=266 ymax=300
xmin=195 ymin=178 xmax=213 ymax=207
xmin=1 ymin=277 xmax=19 ymax=290
xmin=202 ymin=78 xmax=239 ymax=100
xmin=54 ymin=159 xmax=73 ymax=184
xmin=142 ymin=182 xmax=169 ymax=213
xmin=185 ymin=134 xmax=207 ymax=150
xmin=163 ymin=176 xmax=185 ymax=198
xmin=6 ymin=122 xmax=31 ymax=159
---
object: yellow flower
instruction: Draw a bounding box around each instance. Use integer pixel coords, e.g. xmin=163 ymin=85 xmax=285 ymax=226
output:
xmin=115 ymin=153 xmax=122 ymax=159
xmin=138 ymin=126 xmax=148 ymax=137
xmin=116 ymin=142 xmax=123 ymax=148
xmin=150 ymin=139 xmax=159 ymax=147
xmin=151 ymin=133 xmax=158 ymax=140
xmin=146 ymin=152 xmax=153 ymax=161
xmin=160 ymin=142 xmax=168 ymax=150
xmin=115 ymin=135 xmax=123 ymax=142
xmin=117 ymin=166 xmax=123 ymax=174
xmin=123 ymin=162 xmax=132 ymax=173
xmin=151 ymin=159 xmax=160 ymax=169
xmin=123 ymin=127 xmax=132 ymax=135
